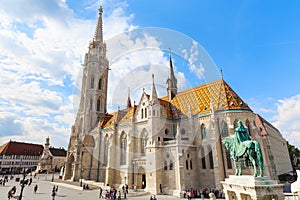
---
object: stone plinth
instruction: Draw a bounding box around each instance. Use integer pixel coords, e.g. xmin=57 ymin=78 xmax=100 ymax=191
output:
xmin=221 ymin=176 xmax=284 ymax=200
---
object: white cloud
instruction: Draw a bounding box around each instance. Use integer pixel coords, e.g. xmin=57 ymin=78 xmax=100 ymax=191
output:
xmin=272 ymin=94 xmax=300 ymax=148
xmin=0 ymin=0 xmax=137 ymax=148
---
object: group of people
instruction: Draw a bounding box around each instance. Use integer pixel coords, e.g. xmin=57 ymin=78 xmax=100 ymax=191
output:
xmin=98 ymin=184 xmax=128 ymax=200
xmin=183 ymin=188 xmax=224 ymax=199
xmin=149 ymin=195 xmax=157 ymax=200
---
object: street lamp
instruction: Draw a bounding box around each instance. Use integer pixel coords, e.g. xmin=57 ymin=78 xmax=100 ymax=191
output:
xmin=124 ymin=176 xmax=127 ymax=185
xmin=80 ymin=168 xmax=83 ymax=187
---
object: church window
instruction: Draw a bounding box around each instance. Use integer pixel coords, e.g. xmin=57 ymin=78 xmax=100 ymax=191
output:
xmin=98 ymin=78 xmax=102 ymax=90
xmin=91 ymin=77 xmax=94 ymax=89
xmin=153 ymin=109 xmax=155 ymax=116
xmin=246 ymin=120 xmax=251 ymax=136
xmin=141 ymin=109 xmax=144 ymax=119
xmin=145 ymin=108 xmax=147 ymax=118
xmin=190 ymin=160 xmax=193 ymax=170
xmin=120 ymin=133 xmax=127 ymax=165
xmin=201 ymin=147 xmax=206 ymax=169
xmin=97 ymin=98 xmax=101 ymax=111
xmin=169 ymin=160 xmax=174 ymax=170
xmin=164 ymin=160 xmax=168 ymax=170
xmin=201 ymin=124 xmax=207 ymax=139
xmin=90 ymin=97 xmax=93 ymax=110
xmin=165 ymin=129 xmax=169 ymax=135
xmin=158 ymin=137 xmax=160 ymax=142
xmin=186 ymin=160 xmax=189 ymax=170
xmin=141 ymin=135 xmax=147 ymax=156
xmin=233 ymin=119 xmax=238 ymax=129
xmin=208 ymin=145 xmax=214 ymax=169
xmin=226 ymin=149 xmax=232 ymax=169
xmin=221 ymin=122 xmax=229 ymax=137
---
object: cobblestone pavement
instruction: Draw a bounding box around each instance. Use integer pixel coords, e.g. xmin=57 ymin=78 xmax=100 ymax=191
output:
xmin=0 ymin=174 xmax=185 ymax=200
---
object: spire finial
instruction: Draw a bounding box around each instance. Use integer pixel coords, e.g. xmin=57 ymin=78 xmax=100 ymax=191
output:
xmin=169 ymin=48 xmax=172 ymax=60
xmin=99 ymin=6 xmax=103 ymax=15
xmin=220 ymin=69 xmax=224 ymax=80
xmin=94 ymin=6 xmax=103 ymax=42
xmin=152 ymin=73 xmax=155 ymax=81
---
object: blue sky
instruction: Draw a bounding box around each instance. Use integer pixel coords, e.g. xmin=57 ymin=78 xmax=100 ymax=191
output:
xmin=0 ymin=0 xmax=299 ymax=148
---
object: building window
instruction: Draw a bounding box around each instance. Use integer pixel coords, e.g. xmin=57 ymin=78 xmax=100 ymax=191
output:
xmin=145 ymin=108 xmax=147 ymax=118
xmin=186 ymin=160 xmax=189 ymax=170
xmin=141 ymin=109 xmax=144 ymax=119
xmin=208 ymin=146 xmax=214 ymax=169
xmin=141 ymin=135 xmax=147 ymax=156
xmin=91 ymin=77 xmax=94 ymax=89
xmin=90 ymin=97 xmax=93 ymax=110
xmin=201 ymin=147 xmax=206 ymax=169
xmin=120 ymin=133 xmax=127 ymax=165
xmin=97 ymin=98 xmax=101 ymax=111
xmin=190 ymin=160 xmax=193 ymax=170
xmin=233 ymin=120 xmax=238 ymax=129
xmin=226 ymin=149 xmax=232 ymax=169
xmin=246 ymin=120 xmax=251 ymax=136
xmin=98 ymin=78 xmax=102 ymax=90
xmin=201 ymin=124 xmax=207 ymax=139
xmin=221 ymin=122 xmax=229 ymax=137
xmin=164 ymin=160 xmax=168 ymax=170
xmin=165 ymin=129 xmax=169 ymax=135
xmin=153 ymin=109 xmax=155 ymax=116
xmin=169 ymin=160 xmax=174 ymax=170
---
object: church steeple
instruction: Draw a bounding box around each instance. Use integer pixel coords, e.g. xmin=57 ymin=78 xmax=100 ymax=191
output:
xmin=126 ymin=88 xmax=132 ymax=108
xmin=151 ymin=74 xmax=159 ymax=105
xmin=167 ymin=49 xmax=177 ymax=101
xmin=94 ymin=6 xmax=103 ymax=42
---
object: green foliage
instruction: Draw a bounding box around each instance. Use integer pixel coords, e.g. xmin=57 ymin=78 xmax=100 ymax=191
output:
xmin=287 ymin=142 xmax=300 ymax=166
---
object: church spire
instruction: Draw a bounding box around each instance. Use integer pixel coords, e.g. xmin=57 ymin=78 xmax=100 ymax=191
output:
xmin=167 ymin=49 xmax=177 ymax=101
xmin=94 ymin=6 xmax=103 ymax=42
xmin=126 ymin=88 xmax=132 ymax=108
xmin=151 ymin=74 xmax=159 ymax=105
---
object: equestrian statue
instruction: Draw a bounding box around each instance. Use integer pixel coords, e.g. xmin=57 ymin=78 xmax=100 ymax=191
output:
xmin=222 ymin=120 xmax=264 ymax=177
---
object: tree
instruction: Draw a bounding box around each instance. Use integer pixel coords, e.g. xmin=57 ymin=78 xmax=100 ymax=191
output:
xmin=287 ymin=142 xmax=300 ymax=166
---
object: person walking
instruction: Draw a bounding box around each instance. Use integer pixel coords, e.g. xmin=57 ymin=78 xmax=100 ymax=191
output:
xmin=99 ymin=187 xmax=103 ymax=198
xmin=52 ymin=186 xmax=56 ymax=200
xmin=34 ymin=184 xmax=38 ymax=194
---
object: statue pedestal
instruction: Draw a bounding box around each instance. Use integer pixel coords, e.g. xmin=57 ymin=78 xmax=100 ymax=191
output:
xmin=221 ymin=176 xmax=284 ymax=200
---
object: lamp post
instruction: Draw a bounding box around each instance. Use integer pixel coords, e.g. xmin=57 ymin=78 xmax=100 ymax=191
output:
xmin=80 ymin=168 xmax=83 ymax=187
xmin=124 ymin=176 xmax=127 ymax=185
xmin=18 ymin=168 xmax=27 ymax=200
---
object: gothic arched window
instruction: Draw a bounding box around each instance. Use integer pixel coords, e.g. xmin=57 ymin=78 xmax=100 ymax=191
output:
xmin=97 ymin=98 xmax=101 ymax=111
xmin=120 ymin=133 xmax=127 ymax=165
xmin=246 ymin=120 xmax=251 ymax=136
xmin=98 ymin=78 xmax=102 ymax=90
xmin=169 ymin=160 xmax=174 ymax=170
xmin=141 ymin=109 xmax=144 ymax=119
xmin=141 ymin=132 xmax=147 ymax=156
xmin=91 ymin=77 xmax=94 ymax=89
xmin=144 ymin=108 xmax=147 ymax=118
xmin=201 ymin=147 xmax=206 ymax=169
xmin=201 ymin=124 xmax=207 ymax=139
xmin=208 ymin=145 xmax=214 ymax=169
xmin=226 ymin=149 xmax=232 ymax=169
xmin=221 ymin=121 xmax=229 ymax=137
xmin=90 ymin=97 xmax=93 ymax=111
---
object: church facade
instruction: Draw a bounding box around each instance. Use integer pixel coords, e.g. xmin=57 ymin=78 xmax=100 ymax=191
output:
xmin=64 ymin=7 xmax=292 ymax=196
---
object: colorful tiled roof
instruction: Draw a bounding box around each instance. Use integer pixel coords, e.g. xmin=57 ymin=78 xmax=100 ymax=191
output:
xmin=100 ymin=79 xmax=252 ymax=127
xmin=0 ymin=141 xmax=43 ymax=156
xmin=160 ymin=80 xmax=251 ymax=118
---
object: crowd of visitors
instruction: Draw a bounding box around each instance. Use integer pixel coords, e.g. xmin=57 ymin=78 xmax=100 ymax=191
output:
xmin=183 ymin=187 xmax=224 ymax=199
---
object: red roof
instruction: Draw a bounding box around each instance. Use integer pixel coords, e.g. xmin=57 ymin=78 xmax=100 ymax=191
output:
xmin=0 ymin=141 xmax=43 ymax=156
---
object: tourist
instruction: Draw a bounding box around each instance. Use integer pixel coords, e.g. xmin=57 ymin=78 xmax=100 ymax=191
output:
xmin=8 ymin=190 xmax=13 ymax=199
xmin=149 ymin=195 xmax=153 ymax=200
xmin=51 ymin=188 xmax=56 ymax=200
xmin=99 ymin=187 xmax=103 ymax=198
xmin=34 ymin=184 xmax=38 ymax=193
xmin=153 ymin=195 xmax=157 ymax=200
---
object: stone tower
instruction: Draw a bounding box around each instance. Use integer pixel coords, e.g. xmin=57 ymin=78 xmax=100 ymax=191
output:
xmin=64 ymin=6 xmax=109 ymax=181
xmin=78 ymin=6 xmax=109 ymax=135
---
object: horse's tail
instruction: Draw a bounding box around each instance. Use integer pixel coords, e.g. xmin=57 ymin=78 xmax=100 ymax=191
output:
xmin=254 ymin=141 xmax=264 ymax=170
